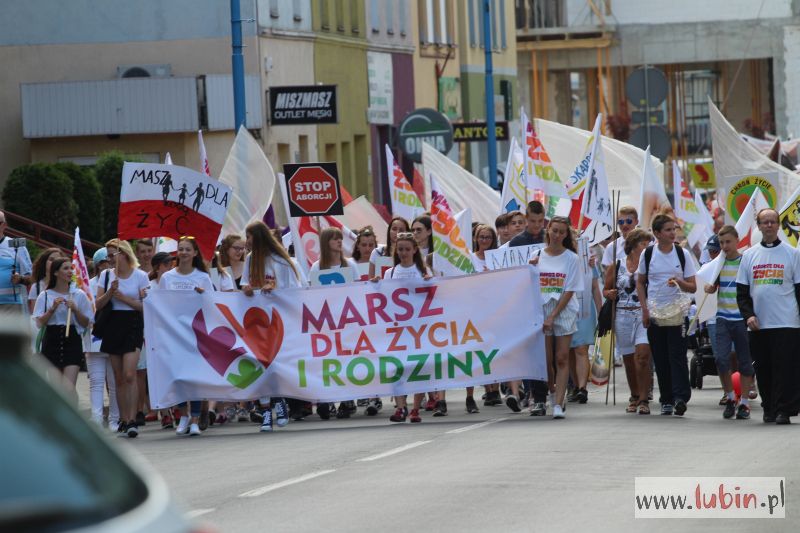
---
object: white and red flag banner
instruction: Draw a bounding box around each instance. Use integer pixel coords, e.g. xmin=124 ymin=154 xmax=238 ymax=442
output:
xmin=71 ymin=227 xmax=93 ymax=305
xmin=143 ymin=267 xmax=546 ymax=406
xmin=198 ymin=130 xmax=211 ymax=176
xmin=386 ymin=144 xmax=424 ymax=221
xmin=118 ymin=162 xmax=231 ymax=259
xmin=430 ymin=172 xmax=475 ymax=277
xmin=638 ymin=145 xmax=671 ymax=231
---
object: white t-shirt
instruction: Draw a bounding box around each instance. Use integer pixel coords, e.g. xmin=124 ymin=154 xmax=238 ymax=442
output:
xmin=369 ymin=246 xmax=390 ymax=266
xmin=736 ymin=242 xmax=800 ymax=329
xmin=98 ymin=268 xmax=149 ymax=311
xmin=601 ymin=236 xmax=627 ymax=267
xmin=241 ymin=253 xmax=304 ymax=290
xmin=309 ymin=257 xmax=359 ymax=273
xmin=471 ymin=253 xmax=487 ymax=272
xmin=34 ymin=287 xmax=94 ymax=333
xmin=637 ymin=245 xmax=697 ymax=307
xmin=209 ymin=267 xmax=235 ymax=292
xmin=159 ymin=268 xmax=214 ymax=292
xmin=537 ymin=248 xmax=582 ymax=311
xmin=383 ymin=263 xmax=429 ymax=280
xmin=28 ymin=279 xmax=46 ymax=302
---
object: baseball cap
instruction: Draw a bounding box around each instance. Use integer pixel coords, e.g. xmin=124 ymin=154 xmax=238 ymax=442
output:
xmin=705 ymin=234 xmax=720 ymax=252
xmin=92 ymin=247 xmax=109 ymax=264
xmin=151 ymin=252 xmax=173 ymax=268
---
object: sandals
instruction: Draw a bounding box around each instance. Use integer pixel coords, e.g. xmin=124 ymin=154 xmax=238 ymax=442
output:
xmin=638 ymin=401 xmax=651 ymax=415
xmin=626 ymin=396 xmax=639 ymax=413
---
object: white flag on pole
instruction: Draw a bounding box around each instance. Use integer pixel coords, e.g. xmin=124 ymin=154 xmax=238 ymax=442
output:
xmin=500 ymin=137 xmax=527 ymax=214
xmin=639 ymin=145 xmax=670 ymax=230
xmin=198 ymin=130 xmax=211 ymax=176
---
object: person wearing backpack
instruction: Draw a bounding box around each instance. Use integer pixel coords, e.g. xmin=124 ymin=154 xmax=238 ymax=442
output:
xmin=636 ymin=215 xmax=697 ymax=416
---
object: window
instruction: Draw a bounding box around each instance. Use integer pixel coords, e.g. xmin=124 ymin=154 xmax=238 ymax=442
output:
xmin=270 ymin=0 xmax=279 ymax=19
xmin=336 ymin=0 xmax=345 ymax=32
xmin=476 ymin=0 xmax=506 ymax=51
xmin=370 ymin=0 xmax=380 ymax=33
xmin=419 ymin=0 xmax=453 ymax=46
xmin=387 ymin=0 xmax=394 ymax=35
xmin=468 ymin=0 xmax=476 ymax=47
xmin=321 ymin=0 xmax=330 ymax=30
xmin=350 ymin=0 xmax=360 ymax=34
xmin=399 ymin=0 xmax=407 ymax=36
xmin=292 ymin=0 xmax=303 ymax=21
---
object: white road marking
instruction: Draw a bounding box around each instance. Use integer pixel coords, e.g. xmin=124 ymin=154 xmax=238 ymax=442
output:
xmin=446 ymin=417 xmax=509 ymax=434
xmin=185 ymin=508 xmax=215 ymax=519
xmin=239 ymin=469 xmax=337 ymax=498
xmin=356 ymin=440 xmax=432 ymax=462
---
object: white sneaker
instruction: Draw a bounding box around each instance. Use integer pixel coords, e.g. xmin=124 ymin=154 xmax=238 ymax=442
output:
xmin=552 ymin=404 xmax=565 ymax=419
xmin=175 ymin=416 xmax=190 ymax=435
xmin=108 ymin=421 xmax=120 ymax=432
xmin=189 ymin=423 xmax=201 ymax=436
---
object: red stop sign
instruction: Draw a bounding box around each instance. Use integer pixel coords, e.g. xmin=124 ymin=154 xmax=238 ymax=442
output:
xmin=287 ymin=165 xmax=340 ymax=215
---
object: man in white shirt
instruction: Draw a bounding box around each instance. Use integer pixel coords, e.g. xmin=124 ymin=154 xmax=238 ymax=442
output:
xmin=736 ymin=208 xmax=800 ymax=425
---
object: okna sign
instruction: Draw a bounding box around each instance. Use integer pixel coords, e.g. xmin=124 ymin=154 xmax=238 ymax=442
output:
xmin=398 ymin=108 xmax=454 ymax=163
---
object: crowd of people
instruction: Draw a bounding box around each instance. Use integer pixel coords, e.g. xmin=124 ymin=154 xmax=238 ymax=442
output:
xmin=1 ymin=198 xmax=798 ymax=439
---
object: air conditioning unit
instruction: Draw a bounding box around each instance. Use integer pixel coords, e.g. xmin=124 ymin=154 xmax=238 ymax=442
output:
xmin=116 ymin=64 xmax=172 ymax=78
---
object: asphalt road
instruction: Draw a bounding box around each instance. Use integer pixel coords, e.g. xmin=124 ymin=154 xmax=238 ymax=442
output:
xmin=77 ymin=374 xmax=798 ymax=533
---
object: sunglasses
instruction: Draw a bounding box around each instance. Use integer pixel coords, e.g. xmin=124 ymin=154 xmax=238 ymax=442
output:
xmin=180 ymin=235 xmax=196 ymax=240
xmin=396 ymin=232 xmax=414 ymax=239
xmin=617 ymin=218 xmax=634 ymax=226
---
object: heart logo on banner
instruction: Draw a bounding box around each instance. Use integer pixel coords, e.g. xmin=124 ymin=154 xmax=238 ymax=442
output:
xmin=192 ymin=310 xmax=247 ymax=376
xmin=216 ymin=304 xmax=284 ymax=369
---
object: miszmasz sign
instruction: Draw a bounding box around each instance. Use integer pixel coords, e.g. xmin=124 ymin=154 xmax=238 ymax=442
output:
xmin=269 ymin=85 xmax=338 ymax=125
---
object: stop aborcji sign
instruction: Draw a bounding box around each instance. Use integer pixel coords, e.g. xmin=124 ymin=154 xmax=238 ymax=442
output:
xmin=284 ymin=162 xmax=343 ymax=217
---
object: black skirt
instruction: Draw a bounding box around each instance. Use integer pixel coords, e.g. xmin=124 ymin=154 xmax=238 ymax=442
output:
xmin=41 ymin=325 xmax=84 ymax=369
xmin=100 ymin=310 xmax=144 ymax=355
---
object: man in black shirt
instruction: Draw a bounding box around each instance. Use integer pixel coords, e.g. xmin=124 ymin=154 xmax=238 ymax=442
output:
xmin=507 ymin=201 xmax=550 ymax=415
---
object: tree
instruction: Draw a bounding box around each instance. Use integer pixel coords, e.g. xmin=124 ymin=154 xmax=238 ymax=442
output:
xmin=54 ymin=162 xmax=104 ymax=243
xmin=94 ymin=151 xmax=142 ymax=241
xmin=2 ymin=163 xmax=78 ymax=231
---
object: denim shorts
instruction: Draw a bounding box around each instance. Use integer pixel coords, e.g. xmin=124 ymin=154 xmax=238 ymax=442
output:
xmin=715 ymin=317 xmax=754 ymax=376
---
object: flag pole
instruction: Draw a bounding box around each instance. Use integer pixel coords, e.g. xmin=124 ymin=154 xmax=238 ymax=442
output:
xmin=687 ymin=292 xmax=709 ymax=333
xmin=605 ymin=190 xmax=620 ymax=405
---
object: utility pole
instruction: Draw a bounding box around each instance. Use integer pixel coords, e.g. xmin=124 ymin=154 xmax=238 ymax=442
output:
xmin=483 ymin=0 xmax=498 ymax=189
xmin=230 ymin=0 xmax=247 ymax=131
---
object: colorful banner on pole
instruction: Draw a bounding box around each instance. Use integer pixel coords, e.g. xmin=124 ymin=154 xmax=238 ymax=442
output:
xmin=386 ymin=144 xmax=424 ymax=222
xmin=577 ymin=115 xmax=614 ymax=246
xmin=638 ymin=145 xmax=671 ymax=231
xmin=779 ymin=184 xmax=800 ymax=246
xmin=118 ymin=162 xmax=231 ymax=258
xmin=500 ymin=137 xmax=527 ymax=214
xmin=721 ymin=172 xmax=779 ymax=224
xmin=71 ymin=227 xmax=93 ymax=305
xmin=430 ymin=173 xmax=476 ymax=277
xmin=143 ymin=267 xmax=547 ymax=406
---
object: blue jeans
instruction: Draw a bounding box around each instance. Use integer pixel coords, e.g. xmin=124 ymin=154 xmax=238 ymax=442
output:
xmin=715 ymin=318 xmax=754 ymax=376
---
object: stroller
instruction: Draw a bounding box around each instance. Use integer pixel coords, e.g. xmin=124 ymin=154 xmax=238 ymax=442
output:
xmin=688 ymin=322 xmax=717 ymax=389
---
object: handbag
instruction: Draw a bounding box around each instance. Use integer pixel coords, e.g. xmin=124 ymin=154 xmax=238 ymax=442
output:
xmin=596 ymin=261 xmax=620 ymax=337
xmin=91 ymin=271 xmax=112 ymax=339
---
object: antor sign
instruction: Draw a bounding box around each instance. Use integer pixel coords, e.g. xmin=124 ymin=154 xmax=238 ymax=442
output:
xmin=398 ymin=108 xmax=454 ymax=163
xmin=284 ymin=163 xmax=343 ymax=217
xmin=269 ymin=85 xmax=338 ymax=125
xmin=452 ymin=122 xmax=510 ymax=143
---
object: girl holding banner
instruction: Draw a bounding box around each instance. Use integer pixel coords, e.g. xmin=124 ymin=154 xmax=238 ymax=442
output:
xmin=28 ymin=247 xmax=65 ymax=313
xmin=369 ymin=217 xmax=410 ymax=278
xmin=158 ymin=237 xmax=215 ymax=437
xmin=603 ymin=229 xmax=653 ymax=415
xmin=382 ymin=232 xmax=432 ymax=423
xmin=218 ymin=234 xmax=246 ymax=290
xmin=34 ymin=257 xmax=93 ymax=398
xmin=310 ymin=227 xmax=359 ymax=275
xmin=530 ymin=216 xmax=582 ymax=419
xmin=241 ymin=221 xmax=303 ymax=432
xmin=95 ymin=239 xmax=150 ymax=438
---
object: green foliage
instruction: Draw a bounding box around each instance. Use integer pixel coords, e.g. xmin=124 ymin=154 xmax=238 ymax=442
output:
xmin=93 ymin=151 xmax=126 ymax=242
xmin=54 ymin=162 xmax=104 ymax=243
xmin=2 ymin=163 xmax=78 ymax=231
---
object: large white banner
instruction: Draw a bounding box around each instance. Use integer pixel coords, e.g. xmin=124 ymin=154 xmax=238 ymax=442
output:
xmin=144 ymin=267 xmax=546 ymax=406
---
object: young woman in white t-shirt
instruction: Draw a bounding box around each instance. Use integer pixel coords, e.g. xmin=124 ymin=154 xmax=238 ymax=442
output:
xmin=242 ymin=221 xmax=302 ymax=433
xmin=530 ymin=216 xmax=581 ymax=419
xmin=636 ymin=214 xmax=696 ymax=417
xmin=158 ymin=237 xmax=214 ymax=436
xmin=411 ymin=215 xmax=433 ymax=257
xmin=218 ymin=234 xmax=245 ymax=290
xmin=471 ymin=224 xmax=498 ymax=272
xmin=310 ymin=227 xmax=359 ymax=275
xmin=379 ymin=232 xmax=432 ymax=423
xmin=368 ymin=216 xmax=409 ymax=279
xmin=28 ymin=247 xmax=64 ymax=314
xmin=34 ymin=257 xmax=93 ymax=398
xmin=94 ymin=239 xmax=150 ymax=438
